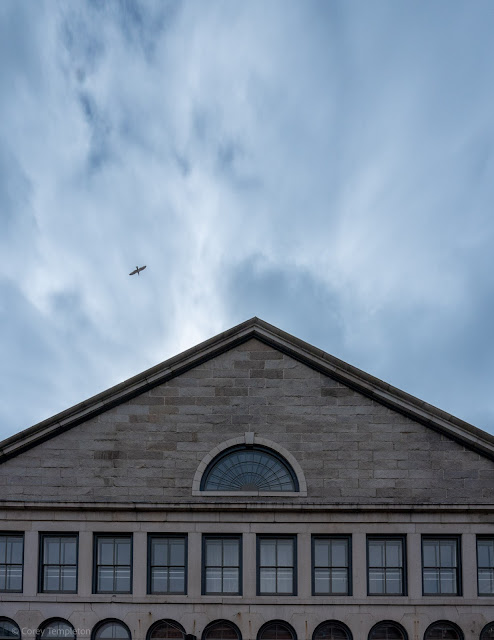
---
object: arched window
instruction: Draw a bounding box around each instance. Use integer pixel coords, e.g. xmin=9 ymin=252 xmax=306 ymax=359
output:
xmin=257 ymin=621 xmax=297 ymax=640
xmin=313 ymin=621 xmax=352 ymax=640
xmin=147 ymin=620 xmax=185 ymax=640
xmin=423 ymin=622 xmax=463 ymax=640
xmin=92 ymin=621 xmax=131 ymax=640
xmin=368 ymin=622 xmax=407 ymax=640
xmin=481 ymin=623 xmax=494 ymax=640
xmin=201 ymin=446 xmax=298 ymax=492
xmin=0 ymin=619 xmax=21 ymax=640
xmin=38 ymin=620 xmax=76 ymax=640
xmin=202 ymin=620 xmax=242 ymax=640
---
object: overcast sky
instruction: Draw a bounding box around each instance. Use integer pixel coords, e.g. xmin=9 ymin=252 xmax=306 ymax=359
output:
xmin=1 ymin=1 xmax=494 ymax=441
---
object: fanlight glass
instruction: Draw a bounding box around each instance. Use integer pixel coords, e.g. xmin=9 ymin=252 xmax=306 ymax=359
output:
xmin=368 ymin=623 xmax=406 ymax=640
xmin=148 ymin=621 xmax=184 ymax=640
xmin=0 ymin=620 xmax=20 ymax=640
xmin=94 ymin=622 xmax=130 ymax=640
xmin=258 ymin=623 xmax=296 ymax=640
xmin=202 ymin=447 xmax=297 ymax=492
xmin=203 ymin=621 xmax=241 ymax=640
xmin=313 ymin=622 xmax=351 ymax=640
xmin=40 ymin=621 xmax=76 ymax=640
xmin=424 ymin=623 xmax=462 ymax=640
xmin=481 ymin=623 xmax=494 ymax=640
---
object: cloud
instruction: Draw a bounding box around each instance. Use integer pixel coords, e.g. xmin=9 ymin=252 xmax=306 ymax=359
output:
xmin=1 ymin=1 xmax=494 ymax=438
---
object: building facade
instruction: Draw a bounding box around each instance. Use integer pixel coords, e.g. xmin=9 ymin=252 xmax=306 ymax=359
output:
xmin=1 ymin=318 xmax=494 ymax=640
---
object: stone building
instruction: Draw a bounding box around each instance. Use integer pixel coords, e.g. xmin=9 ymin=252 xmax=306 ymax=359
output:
xmin=1 ymin=317 xmax=494 ymax=640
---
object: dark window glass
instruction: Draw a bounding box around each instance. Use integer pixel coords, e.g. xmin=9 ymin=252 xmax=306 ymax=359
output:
xmin=258 ymin=622 xmax=296 ymax=640
xmin=478 ymin=538 xmax=494 ymax=595
xmin=313 ymin=537 xmax=350 ymax=595
xmin=0 ymin=534 xmax=23 ymax=592
xmin=94 ymin=536 xmax=132 ymax=593
xmin=0 ymin=619 xmax=21 ymax=640
xmin=201 ymin=446 xmax=298 ymax=492
xmin=93 ymin=622 xmax=131 ymax=640
xmin=481 ymin=622 xmax=494 ymax=640
xmin=422 ymin=538 xmax=460 ymax=595
xmin=149 ymin=536 xmax=186 ymax=594
xmin=203 ymin=537 xmax=241 ymax=595
xmin=40 ymin=535 xmax=78 ymax=593
xmin=424 ymin=622 xmax=463 ymax=639
xmin=368 ymin=622 xmax=406 ymax=640
xmin=368 ymin=537 xmax=405 ymax=595
xmin=39 ymin=621 xmax=75 ymax=640
xmin=203 ymin=621 xmax=241 ymax=640
xmin=147 ymin=620 xmax=184 ymax=640
xmin=258 ymin=537 xmax=296 ymax=595
xmin=313 ymin=621 xmax=351 ymax=640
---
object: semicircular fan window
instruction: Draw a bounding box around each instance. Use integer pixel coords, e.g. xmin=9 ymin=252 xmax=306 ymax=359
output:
xmin=201 ymin=446 xmax=298 ymax=492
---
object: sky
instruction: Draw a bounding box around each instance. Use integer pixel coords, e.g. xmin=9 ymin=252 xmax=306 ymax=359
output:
xmin=1 ymin=1 xmax=494 ymax=441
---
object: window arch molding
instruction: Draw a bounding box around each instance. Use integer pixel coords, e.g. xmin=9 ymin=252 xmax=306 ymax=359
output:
xmin=192 ymin=434 xmax=307 ymax=496
xmin=423 ymin=621 xmax=464 ymax=640
xmin=313 ymin=620 xmax=353 ymax=640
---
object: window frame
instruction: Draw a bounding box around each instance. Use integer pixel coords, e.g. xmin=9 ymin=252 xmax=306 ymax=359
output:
xmin=311 ymin=535 xmax=352 ymax=596
xmin=257 ymin=620 xmax=297 ymax=640
xmin=201 ymin=619 xmax=242 ymax=640
xmin=477 ymin=535 xmax=494 ymax=597
xmin=38 ymin=533 xmax=79 ymax=594
xmin=202 ymin=534 xmax=243 ymax=596
xmin=312 ymin=620 xmax=353 ymax=640
xmin=423 ymin=620 xmax=464 ymax=640
xmin=0 ymin=532 xmax=24 ymax=593
xmin=147 ymin=534 xmax=187 ymax=595
xmin=146 ymin=619 xmax=185 ymax=640
xmin=91 ymin=620 xmax=131 ymax=640
xmin=256 ymin=535 xmax=297 ymax=596
xmin=368 ymin=620 xmax=408 ymax=640
xmin=480 ymin=622 xmax=494 ymax=640
xmin=0 ymin=617 xmax=21 ymax=640
xmin=366 ymin=535 xmax=407 ymax=597
xmin=92 ymin=534 xmax=133 ymax=594
xmin=421 ymin=535 xmax=462 ymax=597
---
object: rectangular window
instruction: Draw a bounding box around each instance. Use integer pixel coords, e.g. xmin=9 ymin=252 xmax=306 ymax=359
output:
xmin=148 ymin=535 xmax=186 ymax=594
xmin=93 ymin=535 xmax=132 ymax=593
xmin=0 ymin=533 xmax=23 ymax=592
xmin=478 ymin=537 xmax=494 ymax=596
xmin=39 ymin=534 xmax=78 ymax=593
xmin=422 ymin=536 xmax=461 ymax=595
xmin=312 ymin=536 xmax=351 ymax=595
xmin=203 ymin=536 xmax=241 ymax=595
xmin=367 ymin=536 xmax=406 ymax=595
xmin=257 ymin=536 xmax=296 ymax=595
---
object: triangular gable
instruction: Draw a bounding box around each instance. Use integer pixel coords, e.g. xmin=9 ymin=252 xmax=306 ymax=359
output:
xmin=1 ymin=317 xmax=494 ymax=463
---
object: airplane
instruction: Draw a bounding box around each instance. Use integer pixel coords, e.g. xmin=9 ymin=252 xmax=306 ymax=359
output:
xmin=129 ymin=265 xmax=147 ymax=276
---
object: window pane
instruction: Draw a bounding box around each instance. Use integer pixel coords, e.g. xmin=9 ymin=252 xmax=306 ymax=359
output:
xmin=386 ymin=541 xmax=402 ymax=567
xmin=206 ymin=567 xmax=222 ymax=592
xmin=478 ymin=540 xmax=494 ymax=568
xmin=0 ymin=566 xmax=6 ymax=590
xmin=44 ymin=566 xmax=60 ymax=591
xmin=9 ymin=539 xmax=23 ymax=565
xmin=331 ymin=568 xmax=348 ymax=594
xmin=61 ymin=566 xmax=77 ymax=591
xmin=478 ymin=568 xmax=494 ymax=595
xmin=62 ymin=538 xmax=77 ymax=565
xmin=44 ymin=539 xmax=60 ymax=564
xmin=151 ymin=567 xmax=168 ymax=593
xmin=0 ymin=621 xmax=20 ymax=639
xmin=369 ymin=541 xmax=384 ymax=567
xmin=314 ymin=540 xmax=329 ymax=567
xmin=6 ymin=566 xmax=22 ymax=591
xmin=440 ymin=568 xmax=456 ymax=593
xmin=331 ymin=540 xmax=347 ymax=567
xmin=277 ymin=540 xmax=293 ymax=567
xmin=169 ymin=567 xmax=185 ymax=592
xmin=223 ymin=539 xmax=239 ymax=566
xmin=223 ymin=567 xmax=239 ymax=592
xmin=423 ymin=568 xmax=439 ymax=594
xmin=115 ymin=566 xmax=131 ymax=591
xmin=440 ymin=540 xmax=456 ymax=567
xmin=314 ymin=568 xmax=330 ymax=593
xmin=152 ymin=539 xmax=168 ymax=566
xmin=260 ymin=540 xmax=276 ymax=565
xmin=277 ymin=567 xmax=293 ymax=593
xmin=169 ymin=539 xmax=185 ymax=566
xmin=116 ymin=540 xmax=131 ymax=565
xmin=98 ymin=567 xmax=114 ymax=591
xmin=369 ymin=568 xmax=384 ymax=594
xmin=386 ymin=568 xmax=402 ymax=594
xmin=0 ymin=538 xmax=5 ymax=563
xmin=423 ymin=541 xmax=438 ymax=567
xmin=206 ymin=540 xmax=222 ymax=565
xmin=99 ymin=540 xmax=114 ymax=564
xmin=260 ymin=567 xmax=276 ymax=593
